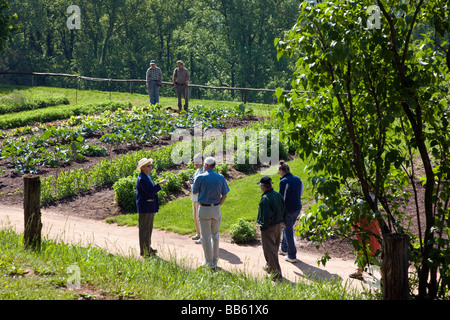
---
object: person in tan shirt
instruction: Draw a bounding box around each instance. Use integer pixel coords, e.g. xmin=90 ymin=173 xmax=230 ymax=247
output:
xmin=172 ymin=60 xmax=190 ymax=111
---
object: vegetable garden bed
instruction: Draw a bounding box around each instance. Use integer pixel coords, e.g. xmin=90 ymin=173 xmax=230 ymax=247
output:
xmin=0 ymin=93 xmax=284 ymax=217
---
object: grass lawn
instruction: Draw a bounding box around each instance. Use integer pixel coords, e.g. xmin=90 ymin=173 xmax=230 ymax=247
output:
xmin=0 ymin=228 xmax=366 ymax=300
xmin=106 ymin=157 xmax=314 ymax=235
xmin=0 ymin=84 xmax=275 ymax=117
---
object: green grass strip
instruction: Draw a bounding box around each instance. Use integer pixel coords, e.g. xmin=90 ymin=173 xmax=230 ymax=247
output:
xmin=0 ymin=100 xmax=132 ymax=130
xmin=0 ymin=228 xmax=366 ymax=300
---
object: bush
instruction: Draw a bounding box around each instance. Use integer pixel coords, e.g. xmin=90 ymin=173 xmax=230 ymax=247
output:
xmin=112 ymin=174 xmax=138 ymax=213
xmin=229 ymin=218 xmax=257 ymax=243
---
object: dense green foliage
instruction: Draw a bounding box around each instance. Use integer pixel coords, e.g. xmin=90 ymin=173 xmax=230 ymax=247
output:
xmin=1 ymin=0 xmax=299 ymax=103
xmin=230 ymin=218 xmax=257 ymax=243
xmin=276 ymin=0 xmax=449 ymax=299
xmin=0 ymin=0 xmax=16 ymax=53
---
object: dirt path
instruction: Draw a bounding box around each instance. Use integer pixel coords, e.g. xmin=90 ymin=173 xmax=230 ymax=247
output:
xmin=0 ymin=204 xmax=376 ymax=292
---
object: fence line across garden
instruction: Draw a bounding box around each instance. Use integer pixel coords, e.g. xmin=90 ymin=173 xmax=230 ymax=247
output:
xmin=0 ymin=71 xmax=303 ymax=104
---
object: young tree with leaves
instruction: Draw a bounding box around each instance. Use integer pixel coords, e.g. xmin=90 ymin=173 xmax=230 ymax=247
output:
xmin=276 ymin=0 xmax=449 ymax=299
xmin=0 ymin=0 xmax=16 ymax=53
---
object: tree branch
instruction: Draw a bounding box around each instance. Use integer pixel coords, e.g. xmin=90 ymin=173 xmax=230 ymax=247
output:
xmin=402 ymin=0 xmax=425 ymax=65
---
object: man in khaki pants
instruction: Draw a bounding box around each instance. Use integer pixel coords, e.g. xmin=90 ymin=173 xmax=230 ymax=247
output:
xmin=186 ymin=153 xmax=204 ymax=244
xmin=172 ymin=60 xmax=190 ymax=111
xmin=192 ymin=157 xmax=229 ymax=270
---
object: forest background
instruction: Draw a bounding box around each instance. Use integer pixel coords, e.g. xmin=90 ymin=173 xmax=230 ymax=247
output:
xmin=0 ymin=0 xmax=299 ymax=103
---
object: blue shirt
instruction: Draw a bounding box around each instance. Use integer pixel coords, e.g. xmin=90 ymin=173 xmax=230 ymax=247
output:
xmin=192 ymin=169 xmax=229 ymax=204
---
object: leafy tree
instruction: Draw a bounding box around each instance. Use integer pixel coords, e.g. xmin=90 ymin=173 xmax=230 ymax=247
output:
xmin=0 ymin=0 xmax=16 ymax=53
xmin=276 ymin=0 xmax=449 ymax=299
xmin=1 ymin=0 xmax=299 ymax=102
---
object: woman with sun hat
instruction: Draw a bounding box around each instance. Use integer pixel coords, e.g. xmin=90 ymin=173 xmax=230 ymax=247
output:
xmin=136 ymin=158 xmax=168 ymax=257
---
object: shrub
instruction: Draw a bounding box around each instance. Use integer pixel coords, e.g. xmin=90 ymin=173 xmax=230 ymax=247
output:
xmin=112 ymin=175 xmax=137 ymax=213
xmin=229 ymin=218 xmax=257 ymax=243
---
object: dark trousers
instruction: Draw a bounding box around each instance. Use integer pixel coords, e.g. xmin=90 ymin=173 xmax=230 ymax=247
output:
xmin=261 ymin=223 xmax=284 ymax=279
xmin=176 ymin=84 xmax=188 ymax=110
xmin=138 ymin=212 xmax=155 ymax=256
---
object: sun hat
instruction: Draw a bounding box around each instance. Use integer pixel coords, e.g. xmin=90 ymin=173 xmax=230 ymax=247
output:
xmin=137 ymin=158 xmax=153 ymax=171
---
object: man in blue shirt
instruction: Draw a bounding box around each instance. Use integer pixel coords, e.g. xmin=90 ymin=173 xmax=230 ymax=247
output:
xmin=278 ymin=160 xmax=303 ymax=263
xmin=192 ymin=156 xmax=230 ymax=270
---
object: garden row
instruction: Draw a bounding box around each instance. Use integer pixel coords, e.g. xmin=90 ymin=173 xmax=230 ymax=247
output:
xmin=0 ymin=92 xmax=70 ymax=115
xmin=0 ymin=100 xmax=131 ymax=130
xmin=112 ymin=118 xmax=290 ymax=212
xmin=0 ymin=104 xmax=251 ymax=174
xmin=40 ymin=117 xmax=290 ymax=208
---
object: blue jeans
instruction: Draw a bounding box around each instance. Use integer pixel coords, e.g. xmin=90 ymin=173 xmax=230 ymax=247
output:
xmin=147 ymin=81 xmax=160 ymax=105
xmin=281 ymin=209 xmax=301 ymax=259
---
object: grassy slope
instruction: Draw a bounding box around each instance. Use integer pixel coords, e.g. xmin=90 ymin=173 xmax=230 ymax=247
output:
xmin=0 ymin=84 xmax=274 ymax=117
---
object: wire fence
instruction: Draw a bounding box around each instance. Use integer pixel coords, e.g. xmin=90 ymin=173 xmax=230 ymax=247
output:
xmin=0 ymin=71 xmax=296 ymax=104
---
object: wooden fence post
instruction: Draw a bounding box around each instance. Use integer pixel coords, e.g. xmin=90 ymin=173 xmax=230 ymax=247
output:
xmin=381 ymin=233 xmax=409 ymax=300
xmin=23 ymin=175 xmax=42 ymax=250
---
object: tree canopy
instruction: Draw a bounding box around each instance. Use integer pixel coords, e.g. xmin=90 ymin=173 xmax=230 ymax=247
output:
xmin=276 ymin=0 xmax=449 ymax=299
xmin=0 ymin=0 xmax=16 ymax=53
xmin=0 ymin=0 xmax=299 ymax=103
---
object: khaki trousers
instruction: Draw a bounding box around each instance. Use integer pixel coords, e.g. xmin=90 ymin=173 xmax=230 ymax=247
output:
xmin=138 ymin=212 xmax=155 ymax=256
xmin=176 ymin=84 xmax=188 ymax=110
xmin=261 ymin=223 xmax=284 ymax=279
xmin=198 ymin=204 xmax=221 ymax=268
xmin=192 ymin=201 xmax=201 ymax=236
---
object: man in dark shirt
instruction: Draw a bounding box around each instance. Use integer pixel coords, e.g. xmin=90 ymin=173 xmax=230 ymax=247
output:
xmin=278 ymin=160 xmax=303 ymax=263
xmin=257 ymin=176 xmax=286 ymax=280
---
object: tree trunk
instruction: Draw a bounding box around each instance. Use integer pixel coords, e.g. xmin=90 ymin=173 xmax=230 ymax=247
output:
xmin=381 ymin=233 xmax=409 ymax=300
xmin=23 ymin=175 xmax=42 ymax=250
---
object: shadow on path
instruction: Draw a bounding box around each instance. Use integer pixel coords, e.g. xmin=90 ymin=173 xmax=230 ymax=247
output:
xmin=219 ymin=248 xmax=242 ymax=264
xmin=290 ymin=258 xmax=344 ymax=283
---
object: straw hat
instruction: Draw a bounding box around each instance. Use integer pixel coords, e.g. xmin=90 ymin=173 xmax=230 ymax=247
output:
xmin=137 ymin=158 xmax=153 ymax=171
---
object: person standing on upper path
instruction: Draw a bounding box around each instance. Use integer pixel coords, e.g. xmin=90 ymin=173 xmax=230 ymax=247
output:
xmin=186 ymin=153 xmax=204 ymax=244
xmin=172 ymin=60 xmax=190 ymax=112
xmin=192 ymin=156 xmax=229 ymax=270
xmin=136 ymin=158 xmax=168 ymax=257
xmin=146 ymin=60 xmax=163 ymax=105
xmin=278 ymin=160 xmax=303 ymax=263
xmin=257 ymin=176 xmax=286 ymax=281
